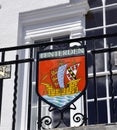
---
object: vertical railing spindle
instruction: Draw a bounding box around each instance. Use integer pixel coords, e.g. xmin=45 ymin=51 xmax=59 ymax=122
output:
xmin=12 ymin=54 xmax=19 ymax=130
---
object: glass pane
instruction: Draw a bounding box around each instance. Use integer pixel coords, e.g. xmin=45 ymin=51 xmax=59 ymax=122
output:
xmin=110 ymin=99 xmax=117 ymax=122
xmin=87 ymin=52 xmax=93 ymax=73
xmin=106 ymin=6 xmax=117 ymax=25
xmin=86 ymin=9 xmax=103 ymax=29
xmin=87 ymin=52 xmax=104 ymax=73
xmin=53 ymin=35 xmax=69 ymax=49
xmin=107 ymin=52 xmax=117 ymax=70
xmin=109 ymin=75 xmax=117 ymax=96
xmin=106 ymin=0 xmax=117 ymax=4
xmin=86 ymin=29 xmax=103 ymax=37
xmin=88 ymin=0 xmax=102 ymax=8
xmin=87 ymin=78 xmax=95 ymax=99
xmin=87 ymin=77 xmax=106 ymax=99
xmin=97 ymin=77 xmax=106 ymax=98
xmin=52 ymin=109 xmax=70 ymax=127
xmin=106 ymin=26 xmax=117 ymax=47
xmin=88 ymin=102 xmax=97 ymax=124
xmin=96 ymin=54 xmax=104 ymax=72
xmin=98 ymin=100 xmax=107 ymax=124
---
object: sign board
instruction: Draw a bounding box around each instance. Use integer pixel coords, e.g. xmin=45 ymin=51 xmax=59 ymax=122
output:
xmin=0 ymin=65 xmax=11 ymax=79
xmin=37 ymin=46 xmax=87 ymax=109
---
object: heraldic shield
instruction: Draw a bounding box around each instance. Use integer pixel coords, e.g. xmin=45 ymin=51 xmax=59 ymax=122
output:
xmin=37 ymin=46 xmax=87 ymax=110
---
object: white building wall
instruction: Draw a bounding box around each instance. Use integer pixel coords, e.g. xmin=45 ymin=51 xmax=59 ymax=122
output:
xmin=0 ymin=0 xmax=89 ymax=130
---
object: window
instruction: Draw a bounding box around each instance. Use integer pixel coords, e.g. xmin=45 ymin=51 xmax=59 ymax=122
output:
xmin=86 ymin=0 xmax=117 ymax=124
xmin=31 ymin=35 xmax=70 ymax=130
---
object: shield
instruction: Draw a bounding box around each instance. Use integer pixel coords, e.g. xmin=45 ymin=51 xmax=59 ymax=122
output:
xmin=37 ymin=47 xmax=87 ymax=110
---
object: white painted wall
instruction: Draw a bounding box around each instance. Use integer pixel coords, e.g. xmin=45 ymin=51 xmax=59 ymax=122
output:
xmin=0 ymin=0 xmax=69 ymax=48
xmin=0 ymin=0 xmax=89 ymax=130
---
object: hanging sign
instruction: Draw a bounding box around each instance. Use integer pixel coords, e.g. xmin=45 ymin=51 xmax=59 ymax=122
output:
xmin=0 ymin=65 xmax=11 ymax=79
xmin=37 ymin=46 xmax=87 ymax=109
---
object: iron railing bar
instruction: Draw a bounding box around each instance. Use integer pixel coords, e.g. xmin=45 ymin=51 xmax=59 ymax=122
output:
xmin=108 ymin=43 xmax=116 ymax=122
xmin=12 ymin=54 xmax=19 ymax=130
xmin=0 ymin=33 xmax=116 ymax=52
xmin=0 ymin=58 xmax=34 ymax=65
xmin=92 ymin=46 xmax=117 ymax=54
xmin=38 ymin=97 xmax=42 ymax=130
xmin=92 ymin=40 xmax=99 ymax=124
xmin=27 ymin=48 xmax=33 ymax=130
xmin=0 ymin=51 xmax=5 ymax=123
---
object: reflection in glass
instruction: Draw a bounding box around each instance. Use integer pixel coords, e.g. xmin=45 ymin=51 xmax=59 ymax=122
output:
xmin=86 ymin=29 xmax=103 ymax=37
xmin=88 ymin=0 xmax=102 ymax=8
xmin=87 ymin=77 xmax=106 ymax=99
xmin=107 ymin=52 xmax=117 ymax=70
xmin=106 ymin=26 xmax=117 ymax=47
xmin=106 ymin=6 xmax=117 ymax=25
xmin=86 ymin=9 xmax=103 ymax=29
xmin=87 ymin=78 xmax=94 ymax=99
xmin=106 ymin=0 xmax=117 ymax=5
xmin=53 ymin=35 xmax=69 ymax=49
xmin=88 ymin=102 xmax=96 ymax=124
xmin=98 ymin=101 xmax=107 ymax=124
xmin=110 ymin=99 xmax=117 ymax=122
xmin=97 ymin=77 xmax=106 ymax=98
xmin=108 ymin=75 xmax=117 ymax=96
xmin=87 ymin=52 xmax=104 ymax=73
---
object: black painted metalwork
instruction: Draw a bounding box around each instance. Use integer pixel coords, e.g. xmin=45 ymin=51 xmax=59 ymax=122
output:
xmin=0 ymin=51 xmax=5 ymax=123
xmin=27 ymin=48 xmax=33 ymax=130
xmin=0 ymin=33 xmax=116 ymax=130
xmin=92 ymin=40 xmax=99 ymax=124
xmin=108 ymin=43 xmax=116 ymax=122
xmin=39 ymin=103 xmax=87 ymax=129
xmin=12 ymin=55 xmax=19 ymax=130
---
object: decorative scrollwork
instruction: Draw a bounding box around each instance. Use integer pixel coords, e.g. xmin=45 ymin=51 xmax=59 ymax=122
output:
xmin=41 ymin=116 xmax=52 ymax=129
xmin=73 ymin=113 xmax=85 ymax=126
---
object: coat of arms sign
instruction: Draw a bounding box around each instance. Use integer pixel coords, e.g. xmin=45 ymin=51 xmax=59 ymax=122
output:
xmin=37 ymin=45 xmax=87 ymax=110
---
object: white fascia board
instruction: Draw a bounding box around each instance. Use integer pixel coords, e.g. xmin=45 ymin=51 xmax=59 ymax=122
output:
xmin=19 ymin=1 xmax=89 ymax=26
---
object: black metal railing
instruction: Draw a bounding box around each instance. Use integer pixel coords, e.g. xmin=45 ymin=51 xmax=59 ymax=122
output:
xmin=0 ymin=33 xmax=117 ymax=130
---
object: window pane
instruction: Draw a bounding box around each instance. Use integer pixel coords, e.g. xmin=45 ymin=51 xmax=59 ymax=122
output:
xmin=87 ymin=78 xmax=95 ymax=99
xmin=53 ymin=35 xmax=69 ymax=49
xmin=87 ymin=52 xmax=93 ymax=73
xmin=87 ymin=77 xmax=106 ymax=99
xmin=98 ymin=100 xmax=107 ymax=124
xmin=88 ymin=0 xmax=102 ymax=8
xmin=52 ymin=109 xmax=70 ymax=127
xmin=88 ymin=102 xmax=96 ymax=124
xmin=107 ymin=52 xmax=117 ymax=70
xmin=88 ymin=101 xmax=107 ymax=125
xmin=106 ymin=0 xmax=117 ymax=5
xmin=110 ymin=99 xmax=117 ymax=122
xmin=86 ymin=9 xmax=103 ymax=29
xmin=106 ymin=26 xmax=117 ymax=47
xmin=97 ymin=77 xmax=106 ymax=98
xmin=95 ymin=54 xmax=104 ymax=72
xmin=106 ymin=6 xmax=117 ymax=25
xmin=109 ymin=75 xmax=117 ymax=96
xmin=87 ymin=52 xmax=104 ymax=73
xmin=86 ymin=29 xmax=103 ymax=37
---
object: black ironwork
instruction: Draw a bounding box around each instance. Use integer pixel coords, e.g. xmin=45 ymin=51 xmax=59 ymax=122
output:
xmin=92 ymin=40 xmax=99 ymax=124
xmin=12 ymin=55 xmax=19 ymax=130
xmin=0 ymin=51 xmax=5 ymax=123
xmin=39 ymin=104 xmax=87 ymax=129
xmin=27 ymin=48 xmax=33 ymax=130
xmin=0 ymin=33 xmax=116 ymax=130
xmin=108 ymin=43 xmax=116 ymax=122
